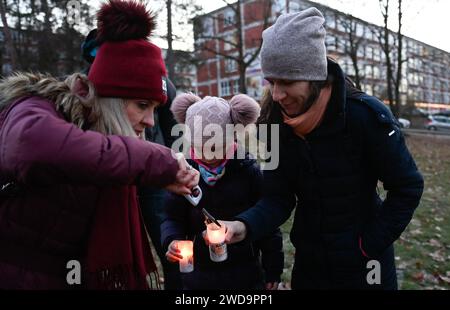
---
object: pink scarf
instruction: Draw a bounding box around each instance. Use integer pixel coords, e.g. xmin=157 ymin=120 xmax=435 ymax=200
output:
xmin=282 ymin=84 xmax=333 ymax=139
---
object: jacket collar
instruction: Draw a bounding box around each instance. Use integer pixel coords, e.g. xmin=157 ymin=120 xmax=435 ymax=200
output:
xmin=305 ymin=58 xmax=347 ymax=140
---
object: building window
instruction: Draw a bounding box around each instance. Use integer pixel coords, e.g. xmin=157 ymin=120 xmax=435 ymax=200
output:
xmin=326 ymin=36 xmax=336 ymax=51
xmin=220 ymin=81 xmax=231 ymax=96
xmin=356 ymin=23 xmax=365 ymax=37
xmin=416 ymin=44 xmax=421 ymax=55
xmin=373 ymin=48 xmax=381 ymax=61
xmin=201 ymin=17 xmax=214 ymax=36
xmin=347 ymin=62 xmax=355 ymax=76
xmin=335 ymin=37 xmax=341 ymax=52
xmin=272 ymin=0 xmax=286 ymax=15
xmin=436 ymin=79 xmax=441 ymax=90
xmin=233 ymin=79 xmax=240 ymax=94
xmin=408 ymin=58 xmax=415 ymax=70
xmin=223 ymin=34 xmax=236 ymax=51
xmin=373 ymin=84 xmax=380 ymax=96
xmin=225 ymin=58 xmax=237 ymax=73
xmin=373 ymin=66 xmax=380 ymax=79
xmin=326 ymin=14 xmax=336 ymax=29
xmin=288 ymin=1 xmax=301 ymax=12
xmin=365 ymin=65 xmax=373 ymax=79
xmin=357 ymin=46 xmax=365 ymax=58
xmin=443 ymin=81 xmax=449 ymax=90
xmin=362 ymin=83 xmax=372 ymax=95
xmin=223 ymin=10 xmax=235 ymax=27
xmin=412 ymin=74 xmax=419 ymax=85
xmin=366 ymin=46 xmax=373 ymax=59
xmin=337 ymin=19 xmax=345 ymax=32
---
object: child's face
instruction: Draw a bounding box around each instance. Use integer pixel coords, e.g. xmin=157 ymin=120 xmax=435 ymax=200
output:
xmin=201 ymin=157 xmax=223 ymax=167
xmin=193 ymin=143 xmax=231 ymax=167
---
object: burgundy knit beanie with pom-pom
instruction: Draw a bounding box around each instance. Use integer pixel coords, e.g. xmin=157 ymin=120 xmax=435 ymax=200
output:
xmin=88 ymin=0 xmax=167 ymax=103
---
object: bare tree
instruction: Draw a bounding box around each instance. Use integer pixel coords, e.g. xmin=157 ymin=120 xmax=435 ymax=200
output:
xmin=166 ymin=0 xmax=174 ymax=79
xmin=0 ymin=0 xmax=19 ymax=72
xmin=372 ymin=0 xmax=407 ymax=118
xmin=377 ymin=0 xmax=395 ymax=115
xmin=37 ymin=0 xmax=57 ymax=73
xmin=393 ymin=0 xmax=405 ymax=117
xmin=337 ymin=14 xmax=364 ymax=89
xmin=155 ymin=0 xmax=202 ymax=84
xmin=194 ymin=0 xmax=273 ymax=94
xmin=1 ymin=0 xmax=94 ymax=75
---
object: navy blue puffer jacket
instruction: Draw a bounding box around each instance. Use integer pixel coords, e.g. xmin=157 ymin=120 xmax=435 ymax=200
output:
xmin=237 ymin=60 xmax=424 ymax=290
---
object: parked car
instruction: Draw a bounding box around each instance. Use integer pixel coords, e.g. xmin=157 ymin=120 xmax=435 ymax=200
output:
xmin=398 ymin=118 xmax=411 ymax=128
xmin=426 ymin=115 xmax=450 ymax=131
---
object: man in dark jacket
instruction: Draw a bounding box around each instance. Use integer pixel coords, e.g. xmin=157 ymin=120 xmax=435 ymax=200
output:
xmin=222 ymin=7 xmax=424 ymax=289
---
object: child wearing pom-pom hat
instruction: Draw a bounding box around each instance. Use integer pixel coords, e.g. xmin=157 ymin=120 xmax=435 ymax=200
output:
xmin=161 ymin=94 xmax=284 ymax=290
xmin=0 ymin=0 xmax=199 ymax=289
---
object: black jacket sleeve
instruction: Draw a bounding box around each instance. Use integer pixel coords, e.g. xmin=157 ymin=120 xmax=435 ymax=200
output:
xmin=245 ymin=159 xmax=285 ymax=282
xmin=254 ymin=228 xmax=284 ymax=283
xmin=235 ymin=150 xmax=296 ymax=241
xmin=160 ymin=192 xmax=190 ymax=251
xmin=358 ymin=97 xmax=424 ymax=258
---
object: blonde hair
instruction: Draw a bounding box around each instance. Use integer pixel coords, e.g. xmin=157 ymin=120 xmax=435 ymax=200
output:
xmin=0 ymin=72 xmax=136 ymax=137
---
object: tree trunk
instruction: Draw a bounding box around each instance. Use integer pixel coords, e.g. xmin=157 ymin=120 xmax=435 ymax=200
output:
xmin=351 ymin=54 xmax=361 ymax=89
xmin=0 ymin=0 xmax=19 ymax=71
xmin=380 ymin=0 xmax=395 ymax=114
xmin=166 ymin=0 xmax=175 ymax=81
xmin=394 ymin=0 xmax=403 ymax=118
xmin=348 ymin=24 xmax=362 ymax=89
xmin=236 ymin=0 xmax=247 ymax=94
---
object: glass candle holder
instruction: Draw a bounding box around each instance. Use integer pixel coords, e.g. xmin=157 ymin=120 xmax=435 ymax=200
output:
xmin=177 ymin=240 xmax=194 ymax=273
xmin=206 ymin=223 xmax=227 ymax=262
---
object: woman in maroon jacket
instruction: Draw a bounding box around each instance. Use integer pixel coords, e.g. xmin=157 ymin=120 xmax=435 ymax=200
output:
xmin=0 ymin=0 xmax=198 ymax=289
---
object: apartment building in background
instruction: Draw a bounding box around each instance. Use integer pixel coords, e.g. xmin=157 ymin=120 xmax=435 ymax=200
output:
xmin=193 ymin=0 xmax=450 ymax=114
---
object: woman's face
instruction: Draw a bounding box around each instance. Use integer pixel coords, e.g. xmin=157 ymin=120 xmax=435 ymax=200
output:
xmin=125 ymin=99 xmax=159 ymax=137
xmin=266 ymin=78 xmax=312 ymax=117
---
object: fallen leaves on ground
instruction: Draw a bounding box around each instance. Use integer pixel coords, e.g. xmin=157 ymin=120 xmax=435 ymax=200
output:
xmin=428 ymin=250 xmax=446 ymax=262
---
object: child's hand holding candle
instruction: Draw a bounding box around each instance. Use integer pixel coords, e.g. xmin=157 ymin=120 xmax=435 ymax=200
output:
xmin=165 ymin=240 xmax=194 ymax=273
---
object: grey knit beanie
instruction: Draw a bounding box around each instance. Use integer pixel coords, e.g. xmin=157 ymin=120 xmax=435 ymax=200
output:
xmin=261 ymin=7 xmax=328 ymax=81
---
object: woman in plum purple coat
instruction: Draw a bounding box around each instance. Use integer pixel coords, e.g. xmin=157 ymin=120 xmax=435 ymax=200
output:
xmin=0 ymin=0 xmax=198 ymax=289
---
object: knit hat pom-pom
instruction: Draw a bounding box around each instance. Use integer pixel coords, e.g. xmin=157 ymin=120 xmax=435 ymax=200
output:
xmin=171 ymin=93 xmax=202 ymax=123
xmin=97 ymin=0 xmax=156 ymax=42
xmin=229 ymin=94 xmax=261 ymax=126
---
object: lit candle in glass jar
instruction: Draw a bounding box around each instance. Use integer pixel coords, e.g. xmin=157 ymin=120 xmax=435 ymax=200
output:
xmin=177 ymin=240 xmax=194 ymax=273
xmin=206 ymin=223 xmax=227 ymax=262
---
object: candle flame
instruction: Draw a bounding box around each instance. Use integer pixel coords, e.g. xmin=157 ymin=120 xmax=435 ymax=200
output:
xmin=208 ymin=227 xmax=225 ymax=244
